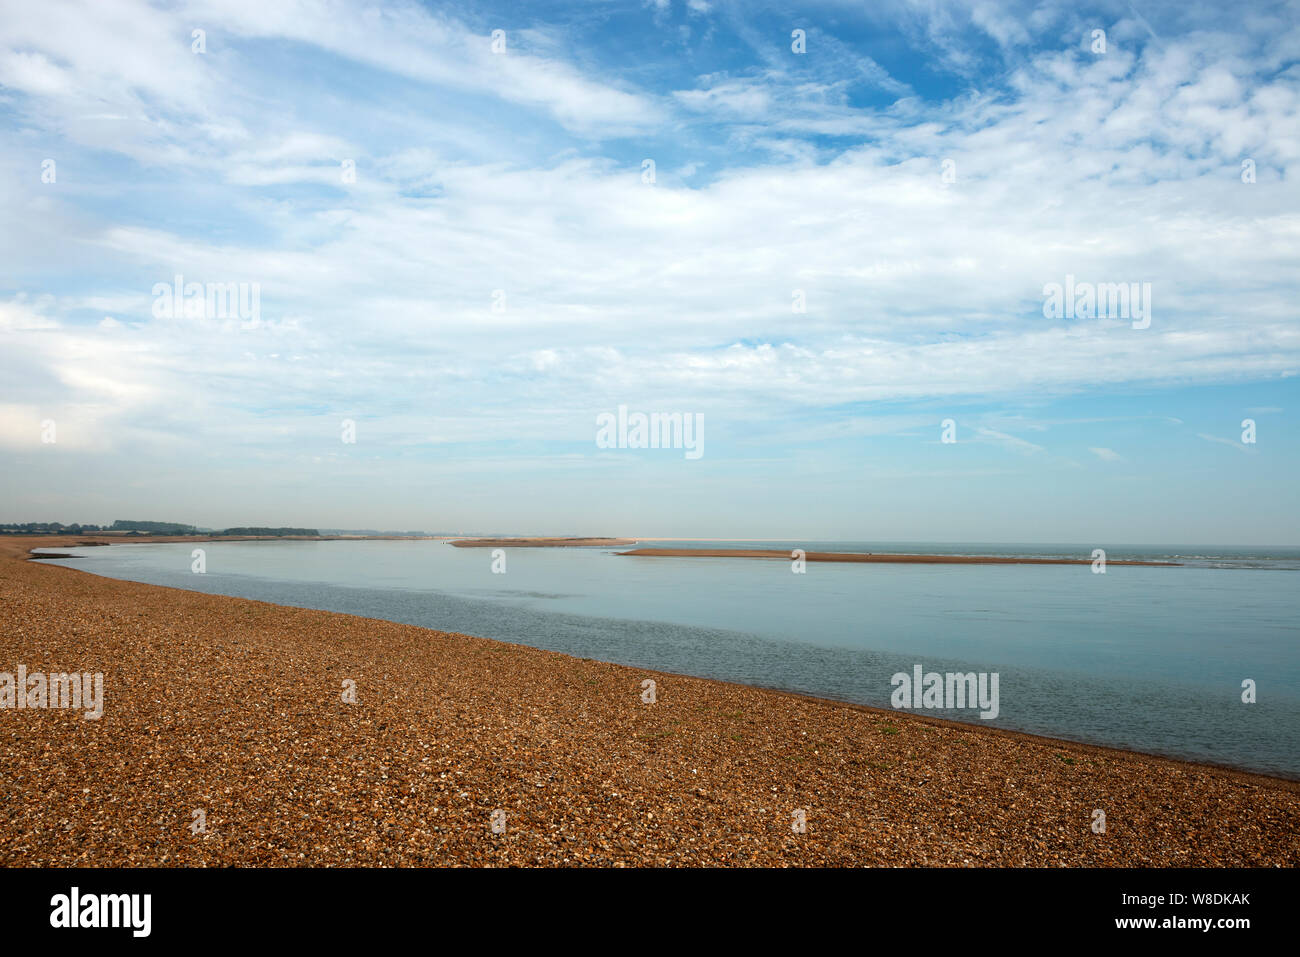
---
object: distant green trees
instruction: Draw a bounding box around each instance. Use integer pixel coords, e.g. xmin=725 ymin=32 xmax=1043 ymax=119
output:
xmin=110 ymin=520 xmax=197 ymax=534
xmin=0 ymin=521 xmax=320 ymax=537
xmin=219 ymin=527 xmax=319 ymax=537
xmin=0 ymin=522 xmax=106 ymax=534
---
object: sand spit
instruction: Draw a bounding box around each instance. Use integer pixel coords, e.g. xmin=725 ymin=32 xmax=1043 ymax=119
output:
xmin=618 ymin=548 xmax=1179 ymax=566
xmin=0 ymin=536 xmax=1293 ymax=867
xmin=450 ymin=537 xmax=637 ymax=548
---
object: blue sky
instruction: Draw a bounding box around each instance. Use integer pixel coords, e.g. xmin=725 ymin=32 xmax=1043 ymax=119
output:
xmin=0 ymin=0 xmax=1297 ymax=542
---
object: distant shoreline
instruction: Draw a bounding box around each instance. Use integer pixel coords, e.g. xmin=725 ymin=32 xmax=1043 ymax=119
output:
xmin=18 ymin=534 xmax=452 ymax=556
xmin=617 ymin=547 xmax=1179 ymax=566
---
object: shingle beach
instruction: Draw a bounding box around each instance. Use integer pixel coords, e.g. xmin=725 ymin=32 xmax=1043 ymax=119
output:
xmin=2 ymin=536 xmax=1296 ymax=867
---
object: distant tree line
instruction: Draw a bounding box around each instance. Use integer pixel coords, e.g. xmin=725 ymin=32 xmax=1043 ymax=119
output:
xmin=1 ymin=522 xmax=319 ymax=537
xmin=219 ymin=527 xmax=319 ymax=537
xmin=0 ymin=522 xmax=107 ymax=534
xmin=110 ymin=520 xmax=197 ymax=534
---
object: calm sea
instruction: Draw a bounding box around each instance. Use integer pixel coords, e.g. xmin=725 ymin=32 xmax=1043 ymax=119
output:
xmin=34 ymin=539 xmax=1300 ymax=777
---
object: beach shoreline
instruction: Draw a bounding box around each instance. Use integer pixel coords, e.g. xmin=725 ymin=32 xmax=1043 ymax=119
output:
xmin=3 ymin=535 xmax=1296 ymax=867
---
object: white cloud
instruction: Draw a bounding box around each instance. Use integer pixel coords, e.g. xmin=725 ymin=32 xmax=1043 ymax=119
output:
xmin=1196 ymin=432 xmax=1255 ymax=452
xmin=196 ymin=0 xmax=665 ymax=135
xmin=975 ymin=428 xmax=1046 ymax=454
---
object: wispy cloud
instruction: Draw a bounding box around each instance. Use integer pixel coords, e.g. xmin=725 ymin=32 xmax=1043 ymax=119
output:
xmin=976 ymin=428 xmax=1045 ymax=454
xmin=1196 ymin=433 xmax=1255 ymax=453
